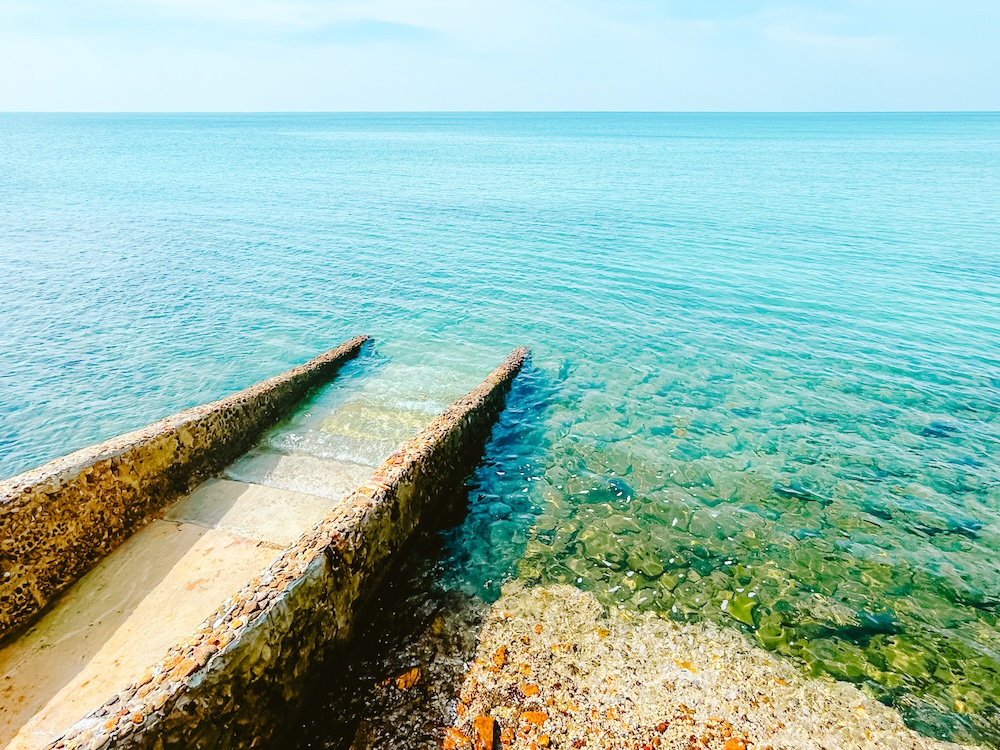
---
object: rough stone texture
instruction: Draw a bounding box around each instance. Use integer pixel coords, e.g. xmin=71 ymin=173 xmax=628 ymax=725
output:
xmin=47 ymin=346 xmax=530 ymax=750
xmin=0 ymin=336 xmax=369 ymax=641
xmin=449 ymin=584 xmax=982 ymax=750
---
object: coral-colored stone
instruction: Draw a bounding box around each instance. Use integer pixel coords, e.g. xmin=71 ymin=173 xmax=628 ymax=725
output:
xmin=472 ymin=715 xmax=496 ymax=750
xmin=394 ymin=667 xmax=422 ymax=690
xmin=443 ymin=727 xmax=472 ymax=750
xmin=491 ymin=645 xmax=507 ymax=670
xmin=519 ymin=711 xmax=548 ymax=727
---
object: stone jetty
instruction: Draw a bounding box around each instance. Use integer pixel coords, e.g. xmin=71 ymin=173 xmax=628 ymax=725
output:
xmin=0 ymin=340 xmax=529 ymax=750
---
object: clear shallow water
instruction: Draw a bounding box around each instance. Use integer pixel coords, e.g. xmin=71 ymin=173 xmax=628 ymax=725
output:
xmin=1 ymin=113 xmax=999 ymax=743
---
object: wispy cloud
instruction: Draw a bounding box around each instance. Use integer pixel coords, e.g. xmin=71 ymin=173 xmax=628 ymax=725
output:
xmin=763 ymin=25 xmax=892 ymax=55
xmin=292 ymin=19 xmax=440 ymax=45
xmin=0 ymin=0 xmax=997 ymax=110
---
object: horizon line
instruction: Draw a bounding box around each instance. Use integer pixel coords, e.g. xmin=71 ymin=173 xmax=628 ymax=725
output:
xmin=2 ymin=110 xmax=999 ymax=116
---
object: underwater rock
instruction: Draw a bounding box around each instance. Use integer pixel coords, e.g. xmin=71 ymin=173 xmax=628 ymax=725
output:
xmin=726 ymin=592 xmax=758 ymax=627
xmin=579 ymin=527 xmax=626 ymax=569
xmin=800 ymin=638 xmax=872 ymax=682
xmin=882 ymin=635 xmax=938 ymax=682
xmin=626 ymin=545 xmax=664 ymax=579
xmin=606 ymin=477 xmax=635 ymax=499
xmin=774 ymin=482 xmax=830 ymax=505
xmin=487 ymin=502 xmax=513 ymax=519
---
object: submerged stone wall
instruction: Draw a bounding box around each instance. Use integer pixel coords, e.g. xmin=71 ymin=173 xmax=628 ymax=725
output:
xmin=0 ymin=336 xmax=369 ymax=641
xmin=48 ymin=346 xmax=529 ymax=750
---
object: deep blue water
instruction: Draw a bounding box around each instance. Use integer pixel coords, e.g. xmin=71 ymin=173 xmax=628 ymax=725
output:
xmin=1 ymin=113 xmax=999 ymax=743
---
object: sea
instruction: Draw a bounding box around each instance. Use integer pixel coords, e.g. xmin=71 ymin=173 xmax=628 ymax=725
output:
xmin=1 ymin=113 xmax=998 ymax=744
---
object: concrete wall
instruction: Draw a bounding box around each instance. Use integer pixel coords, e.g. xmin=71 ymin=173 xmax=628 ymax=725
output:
xmin=48 ymin=346 xmax=529 ymax=750
xmin=0 ymin=336 xmax=369 ymax=641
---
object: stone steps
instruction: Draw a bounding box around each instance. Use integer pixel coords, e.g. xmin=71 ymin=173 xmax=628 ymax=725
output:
xmin=0 ymin=518 xmax=282 ymax=750
xmin=225 ymin=454 xmax=374 ymax=502
xmin=164 ymin=479 xmax=346 ymax=548
xmin=0 ymin=360 xmax=467 ymax=750
xmin=227 ymin=362 xmax=467 ymax=489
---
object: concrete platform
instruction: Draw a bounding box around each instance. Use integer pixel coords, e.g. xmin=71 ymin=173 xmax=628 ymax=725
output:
xmin=0 ymin=354 xmax=479 ymax=750
xmin=0 ymin=520 xmax=281 ymax=750
xmin=0 ymin=477 xmax=365 ymax=750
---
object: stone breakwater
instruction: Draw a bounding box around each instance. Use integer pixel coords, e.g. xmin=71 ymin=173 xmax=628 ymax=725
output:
xmin=0 ymin=336 xmax=369 ymax=641
xmin=47 ymin=346 xmax=530 ymax=750
xmin=449 ymin=584 xmax=983 ymax=750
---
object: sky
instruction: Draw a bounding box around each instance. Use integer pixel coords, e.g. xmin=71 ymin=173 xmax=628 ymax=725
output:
xmin=0 ymin=0 xmax=997 ymax=111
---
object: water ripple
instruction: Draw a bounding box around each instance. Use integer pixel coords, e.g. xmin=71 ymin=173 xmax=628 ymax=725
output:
xmin=1 ymin=113 xmax=999 ymax=743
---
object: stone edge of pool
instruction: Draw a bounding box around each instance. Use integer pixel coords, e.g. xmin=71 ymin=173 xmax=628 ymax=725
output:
xmin=47 ymin=345 xmax=530 ymax=750
xmin=0 ymin=335 xmax=370 ymax=642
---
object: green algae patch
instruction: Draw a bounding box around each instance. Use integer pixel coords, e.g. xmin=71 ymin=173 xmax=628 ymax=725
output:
xmin=726 ymin=592 xmax=758 ymax=626
xmin=510 ymin=463 xmax=1000 ymax=745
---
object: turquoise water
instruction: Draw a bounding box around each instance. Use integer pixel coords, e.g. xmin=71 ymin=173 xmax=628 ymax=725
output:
xmin=1 ymin=114 xmax=999 ymax=743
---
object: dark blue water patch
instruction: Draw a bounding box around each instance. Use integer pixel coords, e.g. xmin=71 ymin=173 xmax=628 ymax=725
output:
xmin=945 ymin=455 xmax=985 ymax=468
xmin=922 ymin=421 xmax=962 ymax=439
xmin=439 ymin=363 xmax=558 ymax=602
